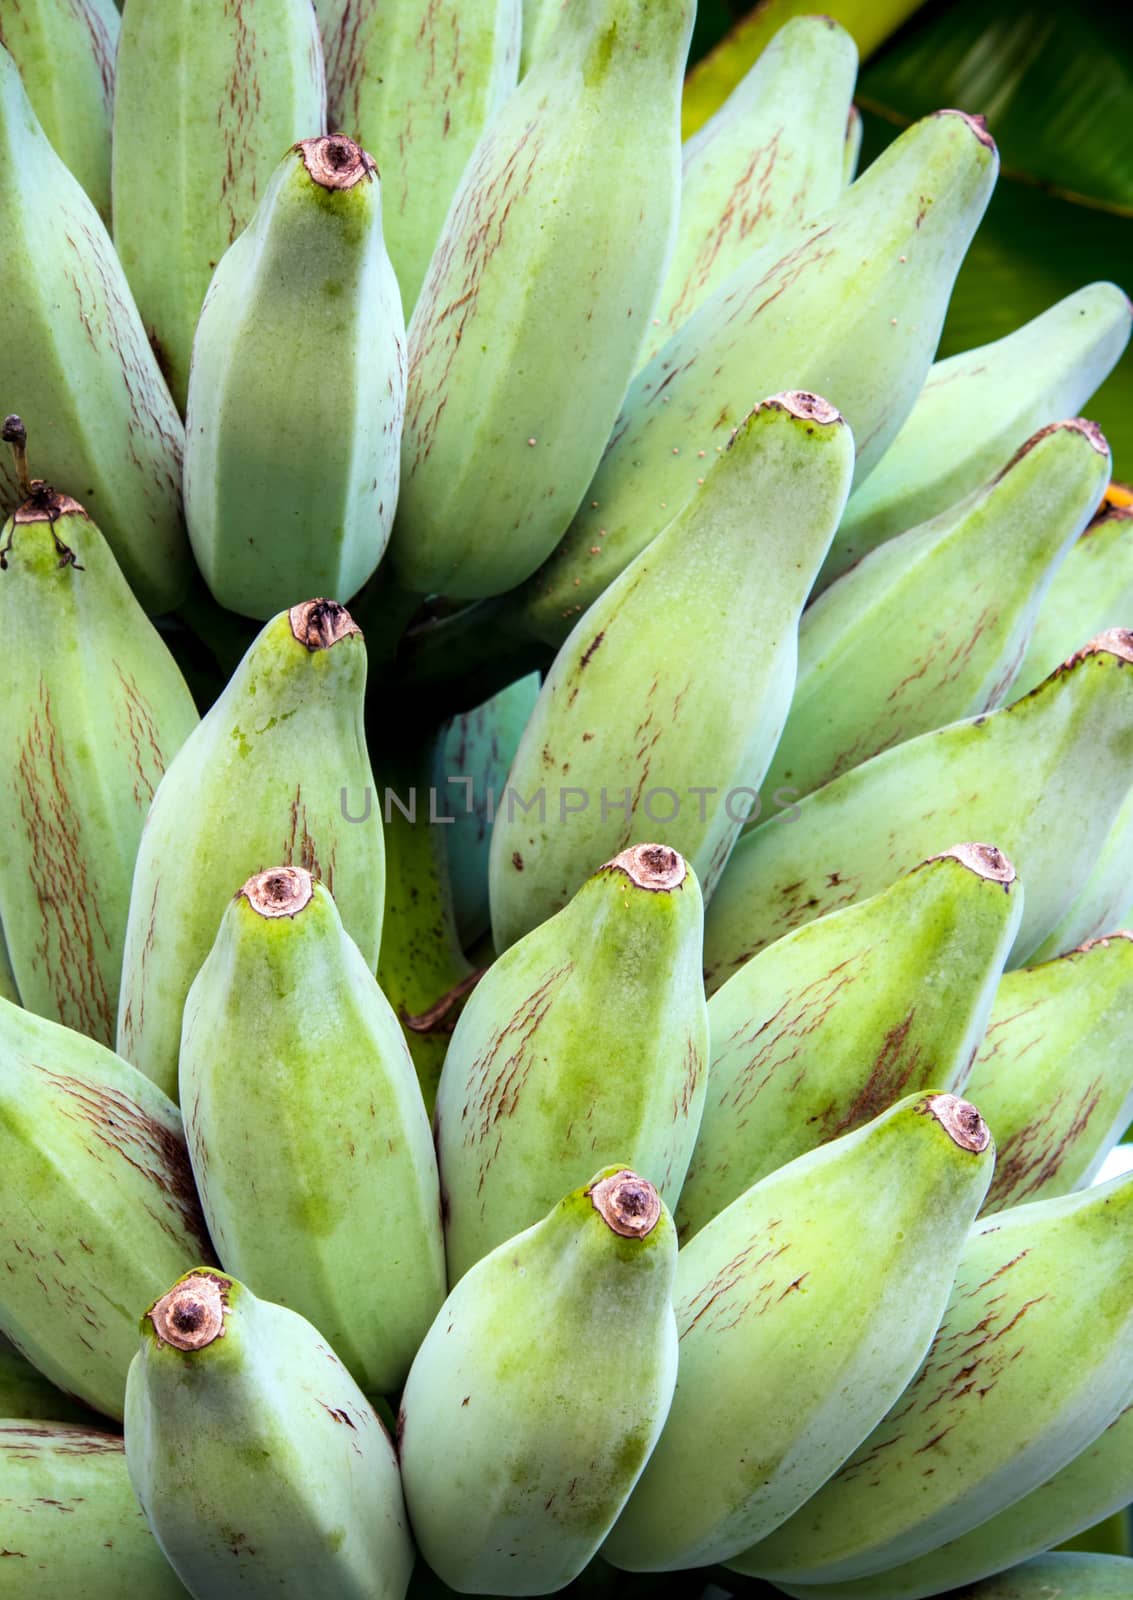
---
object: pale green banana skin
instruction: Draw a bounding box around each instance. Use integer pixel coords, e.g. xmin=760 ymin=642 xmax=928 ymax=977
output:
xmin=319 ymin=0 xmax=520 ymax=318
xmin=1011 ymin=507 xmax=1133 ymax=697
xmin=390 ymin=0 xmax=693 ymax=601
xmin=1026 ymin=778 xmax=1133 ymax=962
xmin=0 ymin=0 xmax=118 ymax=225
xmin=761 ymin=418 xmax=1112 ymax=804
xmin=939 ymin=1555 xmax=1133 ymax=1599
xmin=488 ymin=394 xmax=855 ymax=951
xmin=184 ymin=136 xmax=406 ymax=620
xmin=818 ymin=282 xmax=1133 ymax=591
xmin=116 ymin=601 xmax=384 ymax=1102
xmin=180 ymin=871 xmax=445 ymax=1397
xmin=436 ymin=845 xmax=708 ymax=1284
xmin=679 ymin=846 xmax=1022 ymax=1241
xmin=0 ymin=920 xmax=19 ymax=1005
xmin=0 ymin=496 xmax=199 ymax=1046
xmin=776 ymin=1404 xmax=1133 ymax=1600
xmin=0 ymin=1330 xmax=95 ymax=1422
xmin=965 ymin=932 xmax=1133 ymax=1213
xmin=0 ymin=47 xmax=188 ymax=613
xmin=398 ymin=1168 xmax=679 ymax=1595
xmin=704 ymin=632 xmax=1133 ymax=987
xmin=124 ymin=1270 xmax=414 ymax=1600
xmin=443 ymin=672 xmax=541 ymax=948
xmin=112 ymin=0 xmax=326 ymax=415
xmin=518 ymin=0 xmax=558 ymax=75
xmin=604 ymin=1093 xmax=995 ymax=1571
xmin=639 ymin=16 xmax=857 ymax=365
xmin=736 ymin=1173 xmax=1133 ymax=1586
xmin=0 ymin=1421 xmax=189 ymax=1597
xmin=0 ymin=996 xmax=213 ymax=1420
xmin=509 ymin=108 xmax=998 ymax=647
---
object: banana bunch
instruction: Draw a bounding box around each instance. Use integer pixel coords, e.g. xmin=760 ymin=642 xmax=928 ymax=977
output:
xmin=2 ymin=5 xmax=1133 ymax=1599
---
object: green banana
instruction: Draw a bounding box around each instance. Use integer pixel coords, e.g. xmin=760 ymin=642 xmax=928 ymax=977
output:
xmin=0 ymin=918 xmax=19 ymax=1004
xmin=398 ymin=1168 xmax=678 ymax=1595
xmin=964 ymin=931 xmax=1133 ymax=1213
xmin=775 ymin=1407 xmax=1133 ymax=1600
xmin=1027 ymin=783 xmax=1133 ymax=960
xmin=0 ymin=46 xmax=188 ymax=612
xmin=180 ymin=866 xmax=445 ymax=1397
xmin=116 ymin=599 xmax=384 ymax=1102
xmin=436 ymin=843 xmax=708 ymax=1283
xmin=761 ymin=417 xmax=1112 ymax=803
xmin=443 ymin=671 xmax=541 ymax=948
xmin=0 ymin=1420 xmax=189 ymax=1596
xmin=640 ymin=16 xmax=857 ymax=364
xmin=704 ymin=630 xmax=1133 ymax=988
xmin=0 ymin=996 xmax=213 ymax=1420
xmin=489 ymin=392 xmax=855 ymax=951
xmin=936 ymin=1555 xmax=1133 ymax=1598
xmin=0 ymin=1331 xmax=95 ymax=1423
xmin=508 ymin=107 xmax=998 ymax=647
xmin=112 ymin=0 xmax=326 ymax=414
xmin=183 ymin=134 xmax=405 ymax=620
xmin=678 ymin=843 xmax=1021 ymax=1241
xmin=124 ymin=1268 xmax=414 ymax=1599
xmin=736 ymin=1172 xmax=1133 ymax=1586
xmin=603 ymin=1093 xmax=995 ymax=1571
xmin=0 ymin=455 xmax=199 ymax=1046
xmin=319 ymin=0 xmax=520 ymax=317
xmin=817 ymin=282 xmax=1132 ymax=591
xmin=389 ymin=0 xmax=693 ymax=601
xmin=0 ymin=0 xmax=118 ymax=225
xmin=518 ymin=0 xmax=557 ymax=75
xmin=1011 ymin=506 xmax=1133 ymax=697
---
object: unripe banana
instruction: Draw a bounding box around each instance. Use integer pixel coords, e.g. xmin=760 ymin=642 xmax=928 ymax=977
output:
xmin=737 ymin=1172 xmax=1133 ymax=1585
xmin=437 ymin=843 xmax=707 ymax=1283
xmin=0 ymin=0 xmax=118 ymax=225
xmin=761 ymin=417 xmax=1112 ymax=803
xmin=965 ymin=931 xmax=1133 ymax=1212
xmin=936 ymin=1555 xmax=1133 ymax=1598
xmin=390 ymin=0 xmax=693 ymax=600
xmin=111 ymin=0 xmax=326 ymax=414
xmin=0 ymin=453 xmax=199 ymax=1046
xmin=1012 ymin=506 xmax=1133 ymax=697
xmin=183 ymin=134 xmax=406 ymax=620
xmin=818 ymin=282 xmax=1132 ymax=590
xmin=518 ymin=0 xmax=558 ymax=75
xmin=705 ymin=631 xmax=1133 ymax=986
xmin=641 ymin=16 xmax=857 ymax=363
xmin=443 ymin=672 xmax=540 ymax=948
xmin=0 ymin=919 xmax=19 ymax=1004
xmin=0 ymin=47 xmax=188 ymax=612
xmin=489 ymin=393 xmax=854 ymax=951
xmin=0 ymin=1331 xmax=94 ymax=1423
xmin=180 ymin=866 xmax=445 ymax=1397
xmin=776 ymin=1404 xmax=1133 ymax=1600
xmin=678 ymin=844 xmax=1021 ymax=1241
xmin=604 ymin=1093 xmax=995 ymax=1571
xmin=0 ymin=1420 xmax=189 ymax=1597
xmin=319 ymin=0 xmax=520 ymax=317
xmin=510 ymin=107 xmax=998 ymax=647
xmin=1026 ymin=779 xmax=1133 ymax=962
xmin=116 ymin=600 xmax=384 ymax=1101
xmin=398 ymin=1168 xmax=678 ymax=1595
xmin=125 ymin=1269 xmax=414 ymax=1600
xmin=0 ymin=996 xmax=213 ymax=1419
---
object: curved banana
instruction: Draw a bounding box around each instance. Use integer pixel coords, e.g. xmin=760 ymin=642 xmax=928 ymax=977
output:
xmin=0 ymin=996 xmax=213 ymax=1420
xmin=184 ymin=134 xmax=406 ymax=620
xmin=761 ymin=417 xmax=1111 ymax=803
xmin=437 ymin=843 xmax=707 ymax=1283
xmin=489 ymin=393 xmax=854 ymax=950
xmin=0 ymin=1332 xmax=94 ymax=1423
xmin=1011 ymin=505 xmax=1133 ymax=697
xmin=180 ymin=866 xmax=445 ymax=1397
xmin=125 ymin=1269 xmax=414 ymax=1599
xmin=704 ymin=631 xmax=1133 ymax=987
xmin=0 ymin=0 xmax=118 ymax=225
xmin=112 ymin=0 xmax=326 ymax=414
xmin=0 ymin=46 xmax=188 ymax=612
xmin=398 ymin=1168 xmax=678 ymax=1595
xmin=116 ymin=600 xmax=384 ymax=1101
xmin=1028 ymin=783 xmax=1133 ymax=960
xmin=390 ymin=0 xmax=693 ymax=600
xmin=0 ymin=460 xmax=199 ymax=1046
xmin=604 ymin=1093 xmax=995 ymax=1571
xmin=818 ymin=282 xmax=1132 ymax=590
xmin=678 ymin=844 xmax=1021 ymax=1241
